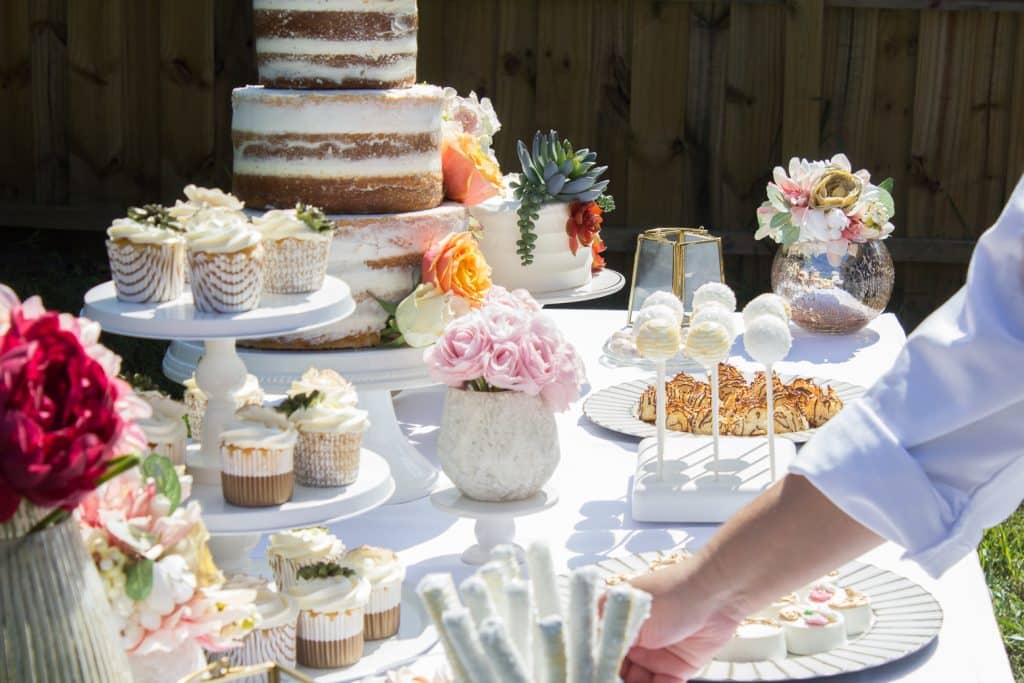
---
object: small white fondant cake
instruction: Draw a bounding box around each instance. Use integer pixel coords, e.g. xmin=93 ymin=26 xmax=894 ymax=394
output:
xmin=802 ymin=582 xmax=872 ymax=637
xmin=714 ymin=618 xmax=786 ymax=662
xmin=778 ymin=605 xmax=846 ymax=655
xmin=753 ymin=592 xmax=798 ymax=619
xmin=470 ymin=197 xmax=590 ymax=293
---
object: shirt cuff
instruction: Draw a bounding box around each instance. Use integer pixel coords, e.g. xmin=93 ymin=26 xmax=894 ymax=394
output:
xmin=789 ymin=400 xmax=962 ymax=578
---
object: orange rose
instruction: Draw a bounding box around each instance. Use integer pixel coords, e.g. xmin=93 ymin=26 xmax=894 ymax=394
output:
xmin=422 ymin=232 xmax=492 ymax=306
xmin=441 ymin=133 xmax=502 ymax=205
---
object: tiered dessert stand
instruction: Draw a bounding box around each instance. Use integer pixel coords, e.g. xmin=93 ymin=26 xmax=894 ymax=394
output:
xmin=532 ymin=267 xmax=626 ymax=306
xmin=83 ymin=278 xmax=396 ymax=572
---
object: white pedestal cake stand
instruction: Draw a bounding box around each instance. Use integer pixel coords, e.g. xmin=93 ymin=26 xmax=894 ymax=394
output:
xmin=164 ymin=342 xmax=439 ymax=504
xmin=531 ymin=268 xmax=626 ymax=306
xmin=84 ymin=277 xmax=356 ymax=485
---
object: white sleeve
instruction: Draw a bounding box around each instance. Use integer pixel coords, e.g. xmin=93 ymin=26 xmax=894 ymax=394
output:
xmin=789 ymin=175 xmax=1024 ymax=577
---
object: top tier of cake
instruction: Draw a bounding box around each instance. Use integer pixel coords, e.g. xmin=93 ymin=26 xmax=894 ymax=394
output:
xmin=254 ymin=0 xmax=418 ymax=89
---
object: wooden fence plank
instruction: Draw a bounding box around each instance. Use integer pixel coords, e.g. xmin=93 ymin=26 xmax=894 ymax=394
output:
xmin=213 ymin=0 xmax=256 ymax=191
xmin=1007 ymin=14 xmax=1024 ymax=196
xmin=820 ymin=7 xmax=878 ymax=160
xmin=416 ymin=0 xmax=444 ymax=83
xmin=0 ymin=0 xmax=33 ymax=202
xmin=590 ymin=0 xmax=633 ymax=221
xmin=536 ymin=1 xmax=597 ymax=146
xmin=122 ymin=0 xmax=162 ymax=204
xmin=443 ymin=0 xmax=497 ymax=97
xmin=29 ymin=0 xmax=69 ymax=204
xmin=781 ymin=0 xmax=824 ymax=160
xmin=494 ymin=0 xmax=538 ymax=170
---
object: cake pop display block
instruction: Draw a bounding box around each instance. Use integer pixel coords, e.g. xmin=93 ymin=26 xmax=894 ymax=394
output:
xmin=631 ymin=434 xmax=796 ymax=523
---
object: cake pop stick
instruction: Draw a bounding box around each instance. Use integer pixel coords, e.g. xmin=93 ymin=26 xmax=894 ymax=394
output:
xmin=418 ymin=574 xmax=469 ymax=682
xmin=491 ymin=544 xmax=521 ymax=579
xmin=442 ymin=607 xmax=498 ymax=681
xmin=635 ymin=317 xmax=683 ymax=479
xmin=479 ymin=616 xmax=532 ymax=683
xmin=568 ymin=567 xmax=601 ymax=683
xmin=538 ymin=616 xmax=569 ymax=683
xmin=743 ymin=315 xmax=793 ymax=481
xmin=480 ymin=561 xmax=510 ymax=623
xmin=594 ymin=585 xmax=651 ymax=683
xmin=526 ymin=540 xmax=563 ymax=620
xmin=459 ymin=575 xmax=498 ymax=627
xmin=683 ymin=320 xmax=733 ymax=479
xmin=506 ymin=579 xmax=533 ymax=674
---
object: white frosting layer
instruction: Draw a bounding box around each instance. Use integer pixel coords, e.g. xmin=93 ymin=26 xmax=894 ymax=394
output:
xmin=471 ymin=197 xmax=590 ymax=293
xmin=254 ymin=0 xmax=415 ymax=11
xmin=341 ymin=546 xmax=404 ymax=590
xmin=220 ymin=407 xmax=298 ymax=469
xmin=779 ymin=605 xmax=847 ymax=655
xmin=714 ymin=620 xmax=786 ymax=663
xmin=225 ymin=575 xmax=299 ymax=630
xmin=107 ymin=217 xmax=184 ymax=245
xmin=297 ymin=604 xmax=365 ymax=641
xmin=234 ymin=151 xmax=440 ymax=179
xmin=255 ymin=208 xmax=333 ymax=242
xmin=257 ymin=36 xmax=417 ymax=56
xmin=258 ymin=59 xmax=416 ymax=88
xmin=137 ymin=392 xmax=187 ymax=458
xmin=232 ymin=84 xmax=443 ymax=136
xmin=186 ymin=208 xmax=261 ymax=253
xmin=289 ymin=401 xmax=369 ymax=434
xmin=288 ymin=575 xmax=371 ymax=613
xmin=170 ymin=185 xmax=245 ymax=224
xmin=288 ymin=367 xmax=357 ymax=405
xmin=269 ymin=527 xmax=345 ymax=561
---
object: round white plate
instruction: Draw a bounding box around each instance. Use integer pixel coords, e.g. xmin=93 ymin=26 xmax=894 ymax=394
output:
xmin=191 ymin=449 xmax=395 ymax=535
xmin=532 ymin=268 xmax=626 ymax=306
xmin=83 ymin=276 xmax=354 ymax=341
xmin=584 ymin=552 xmax=942 ymax=681
xmin=299 ymin=583 xmax=439 ymax=682
xmin=583 ymin=374 xmax=865 ymax=443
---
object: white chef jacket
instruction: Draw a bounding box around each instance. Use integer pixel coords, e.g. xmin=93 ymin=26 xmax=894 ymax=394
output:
xmin=790 ymin=175 xmax=1024 ymax=577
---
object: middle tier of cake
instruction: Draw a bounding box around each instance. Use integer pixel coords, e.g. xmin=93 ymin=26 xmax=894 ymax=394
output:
xmin=242 ymin=203 xmax=468 ymax=350
xmin=232 ymin=84 xmax=444 ymax=215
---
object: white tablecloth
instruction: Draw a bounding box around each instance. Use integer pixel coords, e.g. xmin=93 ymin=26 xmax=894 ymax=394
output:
xmin=265 ymin=309 xmax=1012 ymax=682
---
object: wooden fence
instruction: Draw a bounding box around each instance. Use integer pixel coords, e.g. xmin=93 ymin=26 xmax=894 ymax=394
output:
xmin=2 ymin=0 xmax=1023 ymax=324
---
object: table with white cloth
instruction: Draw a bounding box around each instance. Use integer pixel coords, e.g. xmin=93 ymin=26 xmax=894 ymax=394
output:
xmin=254 ymin=309 xmax=1013 ymax=682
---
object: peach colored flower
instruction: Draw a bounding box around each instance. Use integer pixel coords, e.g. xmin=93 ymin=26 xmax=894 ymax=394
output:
xmin=441 ymin=133 xmax=502 ymax=205
xmin=422 ymin=232 xmax=492 ymax=307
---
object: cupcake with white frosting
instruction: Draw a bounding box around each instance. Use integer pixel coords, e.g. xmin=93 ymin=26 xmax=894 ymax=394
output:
xmin=279 ymin=368 xmax=369 ymax=487
xmin=169 ymin=184 xmax=245 ymax=225
xmin=287 ymin=562 xmax=372 ymax=668
xmin=341 ymin=546 xmax=405 ymax=640
xmin=267 ymin=526 xmax=346 ymax=590
xmin=136 ymin=391 xmax=188 ymax=465
xmin=105 ymin=204 xmax=186 ymax=303
xmin=186 ymin=207 xmax=264 ymax=313
xmin=223 ymin=575 xmax=299 ymax=672
xmin=219 ymin=405 xmax=297 ymax=507
xmin=254 ymin=204 xmax=334 ymax=294
xmin=183 ymin=372 xmax=264 ymax=443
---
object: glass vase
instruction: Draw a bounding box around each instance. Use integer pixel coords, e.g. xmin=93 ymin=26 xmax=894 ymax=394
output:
xmin=0 ymin=510 xmax=132 ymax=682
xmin=771 ymin=240 xmax=894 ymax=335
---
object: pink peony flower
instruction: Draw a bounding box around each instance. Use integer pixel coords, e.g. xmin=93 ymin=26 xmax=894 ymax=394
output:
xmin=425 ymin=313 xmax=493 ymax=387
xmin=485 ymin=285 xmax=542 ymax=313
xmin=480 ymin=302 xmax=531 ymax=343
xmin=483 ymin=340 xmax=532 ymax=393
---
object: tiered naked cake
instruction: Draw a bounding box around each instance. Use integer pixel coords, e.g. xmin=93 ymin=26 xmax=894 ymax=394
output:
xmin=234 ymin=0 xmax=468 ymax=349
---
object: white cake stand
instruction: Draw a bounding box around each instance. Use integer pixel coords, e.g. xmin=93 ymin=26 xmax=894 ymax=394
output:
xmin=430 ymin=485 xmax=559 ymax=565
xmin=532 ymin=268 xmax=626 ymax=306
xmin=164 ymin=342 xmax=439 ymax=504
xmin=83 ymin=277 xmax=355 ymax=486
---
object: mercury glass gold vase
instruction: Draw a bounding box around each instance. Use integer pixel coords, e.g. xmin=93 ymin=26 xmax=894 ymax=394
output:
xmin=771 ymin=240 xmax=894 ymax=335
xmin=0 ymin=504 xmax=132 ymax=683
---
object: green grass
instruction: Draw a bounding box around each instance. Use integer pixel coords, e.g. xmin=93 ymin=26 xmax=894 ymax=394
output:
xmin=3 ymin=226 xmax=1023 ymax=678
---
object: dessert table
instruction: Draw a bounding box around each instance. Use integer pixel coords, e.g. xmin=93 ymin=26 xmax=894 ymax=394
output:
xmin=253 ymin=309 xmax=1013 ymax=682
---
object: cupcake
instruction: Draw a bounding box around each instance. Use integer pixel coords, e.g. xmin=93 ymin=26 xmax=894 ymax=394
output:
xmin=219 ymin=405 xmax=297 ymax=507
xmin=223 ymin=575 xmax=299 ymax=673
xmin=184 ymin=372 xmax=264 ymax=442
xmin=254 ymin=204 xmax=334 ymax=294
xmin=341 ymin=546 xmax=405 ymax=640
xmin=279 ymin=368 xmax=369 ymax=488
xmin=288 ymin=562 xmax=371 ymax=669
xmin=267 ymin=526 xmax=346 ymax=590
xmin=186 ymin=207 xmax=264 ymax=313
xmin=136 ymin=391 xmax=188 ymax=465
xmin=105 ymin=204 xmax=186 ymax=303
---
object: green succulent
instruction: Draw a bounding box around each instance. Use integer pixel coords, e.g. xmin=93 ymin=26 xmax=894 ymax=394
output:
xmin=297 ymin=562 xmax=356 ymax=581
xmin=295 ymin=203 xmax=335 ymax=233
xmin=275 ymin=389 xmax=323 ymax=417
xmin=126 ymin=204 xmax=183 ymax=233
xmin=510 ymin=130 xmax=611 ymax=265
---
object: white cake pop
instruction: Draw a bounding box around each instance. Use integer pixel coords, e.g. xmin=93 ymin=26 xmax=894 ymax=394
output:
xmin=641 ymin=291 xmax=685 ymax=325
xmin=632 ymin=304 xmax=679 ymax=334
xmin=683 ymin=320 xmax=732 ymax=367
xmin=742 ymin=293 xmax=791 ymax=327
xmin=691 ymin=303 xmax=739 ymax=341
xmin=635 ymin=318 xmax=681 ymax=361
xmin=692 ymin=282 xmax=737 ymax=313
xmin=743 ymin=315 xmax=793 ymax=366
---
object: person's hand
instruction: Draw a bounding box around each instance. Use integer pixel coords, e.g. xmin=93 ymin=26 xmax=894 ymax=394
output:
xmin=621 ymin=560 xmax=744 ymax=683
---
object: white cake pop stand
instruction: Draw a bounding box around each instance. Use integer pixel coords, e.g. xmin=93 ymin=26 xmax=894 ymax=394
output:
xmin=429 ymin=485 xmax=558 ymax=565
xmin=164 ymin=342 xmax=439 ymax=504
xmin=531 ymin=268 xmax=626 ymax=306
xmin=84 ymin=277 xmax=355 ymax=487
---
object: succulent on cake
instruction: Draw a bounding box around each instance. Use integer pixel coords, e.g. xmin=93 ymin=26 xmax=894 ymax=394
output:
xmin=294 ymin=202 xmax=335 ymax=233
xmin=441 ymin=89 xmax=503 ymax=205
xmin=511 ymin=130 xmax=615 ymax=265
xmin=125 ymin=204 xmax=184 ymax=233
xmin=296 ymin=561 xmax=356 ymax=581
xmin=275 ymin=389 xmax=324 ymax=417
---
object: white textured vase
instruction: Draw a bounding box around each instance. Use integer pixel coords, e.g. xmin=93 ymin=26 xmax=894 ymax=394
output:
xmin=438 ymin=388 xmax=560 ymax=502
xmin=129 ymin=640 xmax=207 ymax=683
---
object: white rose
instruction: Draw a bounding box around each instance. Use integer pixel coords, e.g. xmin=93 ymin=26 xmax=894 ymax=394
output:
xmin=396 ymin=283 xmax=465 ymax=348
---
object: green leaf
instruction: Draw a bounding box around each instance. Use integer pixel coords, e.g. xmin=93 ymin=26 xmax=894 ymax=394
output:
xmin=125 ymin=558 xmax=155 ymax=601
xmin=766 ymin=185 xmax=788 ymax=211
xmin=295 ymin=203 xmax=335 ymax=233
xmin=276 ymin=390 xmax=323 ymax=418
xmin=595 ymin=194 xmax=616 ymax=214
xmin=780 ymin=224 xmax=801 ymax=245
xmin=141 ymin=454 xmax=180 ymax=513
xmin=373 ymin=296 xmax=399 ymax=316
xmin=770 ymin=211 xmax=791 ymax=229
xmin=878 ymin=177 xmax=895 ymax=194
xmin=875 ymin=185 xmax=896 ymax=219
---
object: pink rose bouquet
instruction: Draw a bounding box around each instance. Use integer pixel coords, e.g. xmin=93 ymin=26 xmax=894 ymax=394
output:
xmin=424 ymin=287 xmax=586 ymax=412
xmin=0 ymin=284 xmax=149 ymax=529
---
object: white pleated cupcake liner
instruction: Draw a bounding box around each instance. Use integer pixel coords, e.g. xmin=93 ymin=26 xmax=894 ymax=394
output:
xmin=188 ymin=246 xmax=264 ymax=313
xmin=263 ymin=237 xmax=330 ymax=294
xmin=107 ymin=240 xmax=186 ymax=303
xmin=294 ymin=431 xmax=361 ymax=487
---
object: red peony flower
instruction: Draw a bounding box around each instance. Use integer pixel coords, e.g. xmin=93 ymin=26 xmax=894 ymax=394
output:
xmin=566 ymin=201 xmax=604 ymax=256
xmin=591 ymin=234 xmax=607 ymax=273
xmin=0 ymin=298 xmax=145 ymax=522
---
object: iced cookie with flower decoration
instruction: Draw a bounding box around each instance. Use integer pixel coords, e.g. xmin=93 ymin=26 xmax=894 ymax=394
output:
xmin=714 ymin=617 xmax=786 ymax=662
xmin=778 ymin=605 xmax=847 ymax=655
xmin=342 ymin=546 xmax=406 ymax=640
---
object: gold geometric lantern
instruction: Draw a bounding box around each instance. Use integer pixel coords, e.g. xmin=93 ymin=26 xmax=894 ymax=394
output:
xmin=627 ymin=227 xmax=725 ymax=325
xmin=181 ymin=658 xmax=314 ymax=683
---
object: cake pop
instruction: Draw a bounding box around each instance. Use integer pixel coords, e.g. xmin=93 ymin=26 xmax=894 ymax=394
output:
xmin=641 ymin=290 xmax=685 ymax=325
xmin=683 ymin=320 xmax=733 ymax=478
xmin=742 ymin=293 xmax=791 ymax=328
xmin=744 ymin=315 xmax=793 ymax=480
xmin=691 ymin=302 xmax=740 ymax=341
xmin=692 ymin=282 xmax=737 ymax=313
xmin=636 ymin=318 xmax=682 ymax=479
xmin=632 ymin=304 xmax=680 ymax=335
